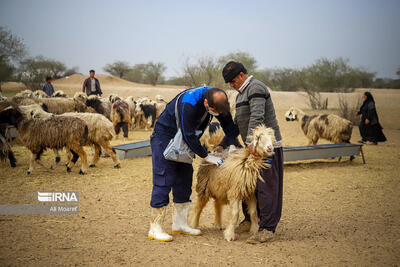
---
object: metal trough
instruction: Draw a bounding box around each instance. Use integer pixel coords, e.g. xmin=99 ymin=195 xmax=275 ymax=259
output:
xmin=113 ymin=140 xmax=365 ymax=164
xmin=113 ymin=140 xmax=152 ymax=160
xmin=283 ymin=143 xmax=365 ymax=163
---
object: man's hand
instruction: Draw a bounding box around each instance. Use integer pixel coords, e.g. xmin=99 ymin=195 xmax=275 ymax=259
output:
xmin=365 ymin=119 xmax=370 ymax=125
xmin=214 ymin=146 xmax=223 ymax=153
xmin=205 ymin=155 xmax=224 ymax=167
xmin=247 ymin=144 xmax=260 ymax=159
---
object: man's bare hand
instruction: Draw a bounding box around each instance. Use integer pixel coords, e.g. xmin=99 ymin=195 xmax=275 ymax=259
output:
xmin=214 ymin=146 xmax=223 ymax=153
xmin=365 ymin=119 xmax=370 ymax=125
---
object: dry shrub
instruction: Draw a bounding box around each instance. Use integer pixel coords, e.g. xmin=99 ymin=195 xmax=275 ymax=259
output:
xmin=338 ymin=93 xmax=362 ymax=126
xmin=305 ymin=88 xmax=328 ymax=110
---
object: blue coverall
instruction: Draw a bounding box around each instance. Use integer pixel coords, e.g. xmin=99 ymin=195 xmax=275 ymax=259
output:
xmin=150 ymin=86 xmax=239 ymax=208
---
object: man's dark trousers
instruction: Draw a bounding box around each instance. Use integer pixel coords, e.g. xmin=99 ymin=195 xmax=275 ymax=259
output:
xmin=150 ymin=132 xmax=193 ymax=208
xmin=243 ymin=147 xmax=284 ymax=232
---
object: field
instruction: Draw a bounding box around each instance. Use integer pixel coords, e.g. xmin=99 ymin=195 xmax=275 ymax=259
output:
xmin=0 ymin=77 xmax=399 ymax=266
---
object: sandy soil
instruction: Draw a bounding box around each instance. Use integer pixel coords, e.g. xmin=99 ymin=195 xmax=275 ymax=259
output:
xmin=0 ymin=81 xmax=399 ymax=266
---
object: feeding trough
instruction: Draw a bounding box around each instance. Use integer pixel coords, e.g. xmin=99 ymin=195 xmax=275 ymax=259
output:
xmin=114 ymin=140 xmax=365 ymax=164
xmin=283 ymin=143 xmax=365 ymax=163
xmin=113 ymin=140 xmax=152 ymax=160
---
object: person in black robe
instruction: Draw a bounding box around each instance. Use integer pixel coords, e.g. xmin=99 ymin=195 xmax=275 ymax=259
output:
xmin=355 ymin=92 xmax=386 ymax=145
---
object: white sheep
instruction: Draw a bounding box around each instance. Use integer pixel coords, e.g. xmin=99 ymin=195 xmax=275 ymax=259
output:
xmin=285 ymin=107 xmax=353 ymax=145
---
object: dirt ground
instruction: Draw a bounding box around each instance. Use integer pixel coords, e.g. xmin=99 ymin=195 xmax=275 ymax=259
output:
xmin=0 ymin=83 xmax=399 ymax=266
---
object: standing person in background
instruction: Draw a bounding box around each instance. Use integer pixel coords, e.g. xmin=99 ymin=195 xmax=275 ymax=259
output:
xmin=42 ymin=76 xmax=54 ymax=97
xmin=355 ymin=92 xmax=386 ymax=145
xmin=82 ymin=70 xmax=102 ymax=96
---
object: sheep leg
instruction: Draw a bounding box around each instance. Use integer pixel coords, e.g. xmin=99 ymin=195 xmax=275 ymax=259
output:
xmin=89 ymin=143 xmax=101 ymax=167
xmin=213 ymin=200 xmax=224 ymax=230
xmin=8 ymin=150 xmax=16 ymax=167
xmin=35 ymin=148 xmax=53 ymax=170
xmin=66 ymin=150 xmax=79 ymax=172
xmin=76 ymin=147 xmax=88 ymax=174
xmin=190 ymin=197 xmax=209 ymax=228
xmin=224 ymin=200 xmax=240 ymax=241
xmin=246 ymin=195 xmax=259 ymax=235
xmin=145 ymin=117 xmax=151 ymax=131
xmin=65 ymin=149 xmax=73 ymax=166
xmin=101 ymin=141 xmax=120 ymax=168
xmin=27 ymin=152 xmax=36 ymax=175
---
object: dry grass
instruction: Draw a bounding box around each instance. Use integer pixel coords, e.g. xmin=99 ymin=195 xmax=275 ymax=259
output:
xmin=0 ymin=81 xmax=399 ymax=265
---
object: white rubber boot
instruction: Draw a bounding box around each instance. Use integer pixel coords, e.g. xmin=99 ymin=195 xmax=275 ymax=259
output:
xmin=172 ymin=202 xmax=201 ymax=236
xmin=148 ymin=207 xmax=173 ymax=242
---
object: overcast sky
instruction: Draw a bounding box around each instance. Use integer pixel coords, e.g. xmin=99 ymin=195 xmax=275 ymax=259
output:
xmin=1 ymin=0 xmax=399 ymax=78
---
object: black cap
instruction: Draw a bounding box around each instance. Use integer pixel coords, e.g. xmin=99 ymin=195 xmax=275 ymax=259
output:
xmin=89 ymin=69 xmax=95 ymax=73
xmin=222 ymin=61 xmax=247 ymax=83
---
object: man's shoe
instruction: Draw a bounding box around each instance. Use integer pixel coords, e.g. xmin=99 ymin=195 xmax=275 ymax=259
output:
xmin=236 ymin=220 xmax=251 ymax=233
xmin=246 ymin=229 xmax=274 ymax=244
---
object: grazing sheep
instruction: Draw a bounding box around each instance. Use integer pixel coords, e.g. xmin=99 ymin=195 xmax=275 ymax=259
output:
xmin=125 ymin=96 xmax=137 ymax=129
xmin=285 ymin=107 xmax=353 ymax=145
xmin=200 ymin=122 xmax=225 ymax=151
xmin=10 ymin=96 xmax=36 ymax=106
xmin=30 ymin=109 xmax=121 ymax=169
xmin=200 ymin=122 xmax=242 ymax=152
xmin=15 ymin=90 xmax=33 ymax=98
xmin=85 ymin=95 xmax=111 ymax=120
xmin=109 ymin=94 xmax=121 ymax=104
xmin=32 ymin=90 xmax=49 ymax=98
xmin=0 ymin=106 xmax=89 ymax=175
xmin=73 ymin=92 xmax=87 ymax=103
xmin=154 ymin=98 xmax=166 ymax=121
xmin=191 ymin=125 xmax=276 ymax=241
xmin=111 ymin=99 xmax=131 ymax=138
xmin=53 ymin=90 xmax=67 ymax=98
xmin=35 ymin=97 xmax=87 ymax=114
xmin=135 ymin=103 xmax=156 ymax=130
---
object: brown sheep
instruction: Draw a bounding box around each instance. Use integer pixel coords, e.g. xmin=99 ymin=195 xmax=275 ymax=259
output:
xmin=35 ymin=97 xmax=87 ymax=114
xmin=111 ymin=99 xmax=131 ymax=138
xmin=30 ymin=109 xmax=121 ymax=169
xmin=0 ymin=106 xmax=89 ymax=175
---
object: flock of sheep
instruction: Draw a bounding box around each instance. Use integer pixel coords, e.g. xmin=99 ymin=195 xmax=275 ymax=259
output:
xmin=0 ymin=88 xmax=355 ymax=241
xmin=0 ymin=89 xmax=167 ymax=174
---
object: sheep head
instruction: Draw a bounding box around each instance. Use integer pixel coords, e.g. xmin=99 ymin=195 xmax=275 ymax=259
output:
xmin=73 ymin=92 xmax=87 ymax=103
xmin=285 ymin=107 xmax=301 ymax=122
xmin=251 ymin=124 xmax=276 ymax=157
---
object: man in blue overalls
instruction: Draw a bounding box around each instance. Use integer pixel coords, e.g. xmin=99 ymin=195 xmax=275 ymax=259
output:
xmin=148 ymin=86 xmax=239 ymax=242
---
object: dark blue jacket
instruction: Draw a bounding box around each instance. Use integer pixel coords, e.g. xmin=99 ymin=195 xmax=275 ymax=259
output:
xmin=154 ymin=86 xmax=239 ymax=158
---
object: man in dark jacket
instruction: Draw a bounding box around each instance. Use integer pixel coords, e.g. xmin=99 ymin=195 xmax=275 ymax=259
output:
xmin=218 ymin=61 xmax=284 ymax=244
xmin=82 ymin=70 xmax=102 ymax=96
xmin=148 ymin=85 xmax=239 ymax=242
xmin=42 ymin=76 xmax=54 ymax=96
